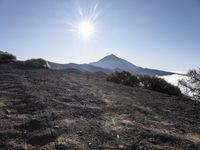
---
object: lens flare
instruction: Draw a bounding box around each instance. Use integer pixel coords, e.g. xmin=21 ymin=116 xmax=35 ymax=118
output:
xmin=67 ymin=2 xmax=101 ymax=40
xmin=78 ymin=20 xmax=94 ymax=38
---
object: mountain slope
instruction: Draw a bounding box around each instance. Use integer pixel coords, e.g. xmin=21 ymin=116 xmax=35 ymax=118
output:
xmin=0 ymin=63 xmax=200 ymax=149
xmin=90 ymin=54 xmax=174 ymax=76
xmin=49 ymin=62 xmax=112 ymax=74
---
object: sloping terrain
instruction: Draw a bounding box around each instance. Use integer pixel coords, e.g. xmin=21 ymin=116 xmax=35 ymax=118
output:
xmin=0 ymin=63 xmax=200 ymax=150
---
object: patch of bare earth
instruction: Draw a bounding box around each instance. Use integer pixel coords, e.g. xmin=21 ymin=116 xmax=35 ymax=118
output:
xmin=0 ymin=63 xmax=200 ymax=149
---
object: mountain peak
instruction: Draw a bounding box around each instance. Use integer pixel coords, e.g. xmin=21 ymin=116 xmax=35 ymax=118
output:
xmin=100 ymin=54 xmax=119 ymax=61
xmin=90 ymin=54 xmax=138 ymax=71
xmin=108 ymin=54 xmax=117 ymax=57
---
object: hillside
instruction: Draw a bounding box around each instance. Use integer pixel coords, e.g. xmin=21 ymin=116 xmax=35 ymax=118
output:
xmin=0 ymin=63 xmax=200 ymax=150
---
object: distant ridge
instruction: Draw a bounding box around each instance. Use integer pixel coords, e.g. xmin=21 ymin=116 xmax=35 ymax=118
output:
xmin=48 ymin=54 xmax=174 ymax=76
xmin=48 ymin=62 xmax=112 ymax=74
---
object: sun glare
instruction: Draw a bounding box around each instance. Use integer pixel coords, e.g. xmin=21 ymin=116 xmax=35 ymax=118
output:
xmin=78 ymin=20 xmax=94 ymax=39
xmin=67 ymin=2 xmax=100 ymax=41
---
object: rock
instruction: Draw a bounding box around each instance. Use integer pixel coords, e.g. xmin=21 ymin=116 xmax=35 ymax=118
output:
xmin=24 ymin=58 xmax=51 ymax=69
xmin=28 ymin=130 xmax=57 ymax=146
xmin=53 ymin=125 xmax=59 ymax=129
xmin=0 ymin=51 xmax=16 ymax=63
xmin=77 ymin=131 xmax=83 ymax=136
xmin=98 ymin=145 xmax=102 ymax=148
xmin=118 ymin=144 xmax=124 ymax=149
xmin=3 ymin=109 xmax=10 ymax=114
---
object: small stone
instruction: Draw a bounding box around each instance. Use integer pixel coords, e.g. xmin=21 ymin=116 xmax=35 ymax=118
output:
xmin=3 ymin=109 xmax=10 ymax=114
xmin=53 ymin=125 xmax=59 ymax=129
xmin=117 ymin=134 xmax=120 ymax=139
xmin=88 ymin=142 xmax=92 ymax=146
xmin=118 ymin=144 xmax=124 ymax=148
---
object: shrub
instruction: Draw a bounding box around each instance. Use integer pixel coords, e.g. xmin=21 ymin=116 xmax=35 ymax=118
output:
xmin=0 ymin=51 xmax=16 ymax=63
xmin=127 ymin=75 xmax=140 ymax=86
xmin=107 ymin=71 xmax=182 ymax=96
xmin=138 ymin=75 xmax=152 ymax=88
xmin=179 ymin=68 xmax=200 ymax=100
xmin=107 ymin=71 xmax=139 ymax=86
xmin=107 ymin=72 xmax=121 ymax=84
xmin=24 ymin=58 xmax=51 ymax=69
xmin=147 ymin=76 xmax=181 ymax=96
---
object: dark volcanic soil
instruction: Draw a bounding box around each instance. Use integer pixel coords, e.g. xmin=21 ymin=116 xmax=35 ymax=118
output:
xmin=0 ymin=63 xmax=200 ymax=150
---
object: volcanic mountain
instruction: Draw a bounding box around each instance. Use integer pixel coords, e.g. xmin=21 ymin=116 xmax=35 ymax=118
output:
xmin=50 ymin=54 xmax=174 ymax=76
xmin=90 ymin=54 xmax=174 ymax=76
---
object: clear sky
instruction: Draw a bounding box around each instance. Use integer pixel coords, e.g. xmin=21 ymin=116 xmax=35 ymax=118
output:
xmin=0 ymin=0 xmax=200 ymax=72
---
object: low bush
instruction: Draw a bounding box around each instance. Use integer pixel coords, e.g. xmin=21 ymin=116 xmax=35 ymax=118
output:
xmin=107 ymin=71 xmax=139 ymax=86
xmin=107 ymin=71 xmax=182 ymax=96
xmin=0 ymin=51 xmax=16 ymax=63
xmin=24 ymin=58 xmax=51 ymax=69
xmin=140 ymin=75 xmax=181 ymax=96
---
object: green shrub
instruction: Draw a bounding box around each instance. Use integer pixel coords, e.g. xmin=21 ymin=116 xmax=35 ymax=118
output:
xmin=107 ymin=71 xmax=139 ymax=86
xmin=0 ymin=51 xmax=16 ymax=63
xmin=107 ymin=72 xmax=121 ymax=84
xmin=24 ymin=58 xmax=51 ymax=69
xmin=107 ymin=71 xmax=182 ymax=96
xmin=147 ymin=76 xmax=181 ymax=96
xmin=127 ymin=75 xmax=140 ymax=86
xmin=138 ymin=75 xmax=152 ymax=88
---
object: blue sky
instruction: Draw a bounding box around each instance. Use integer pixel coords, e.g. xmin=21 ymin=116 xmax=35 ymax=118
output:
xmin=0 ymin=0 xmax=200 ymax=72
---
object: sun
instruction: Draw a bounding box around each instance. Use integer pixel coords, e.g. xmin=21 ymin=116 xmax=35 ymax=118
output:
xmin=78 ymin=20 xmax=94 ymax=39
xmin=67 ymin=2 xmax=100 ymax=40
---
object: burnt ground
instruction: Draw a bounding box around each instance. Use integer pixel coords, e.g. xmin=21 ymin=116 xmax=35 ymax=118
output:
xmin=0 ymin=63 xmax=200 ymax=150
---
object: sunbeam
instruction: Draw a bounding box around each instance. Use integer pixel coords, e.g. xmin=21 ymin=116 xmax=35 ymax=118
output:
xmin=68 ymin=2 xmax=100 ymax=40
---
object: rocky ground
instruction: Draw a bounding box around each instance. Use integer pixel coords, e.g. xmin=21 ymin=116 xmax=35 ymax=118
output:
xmin=0 ymin=63 xmax=200 ymax=150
